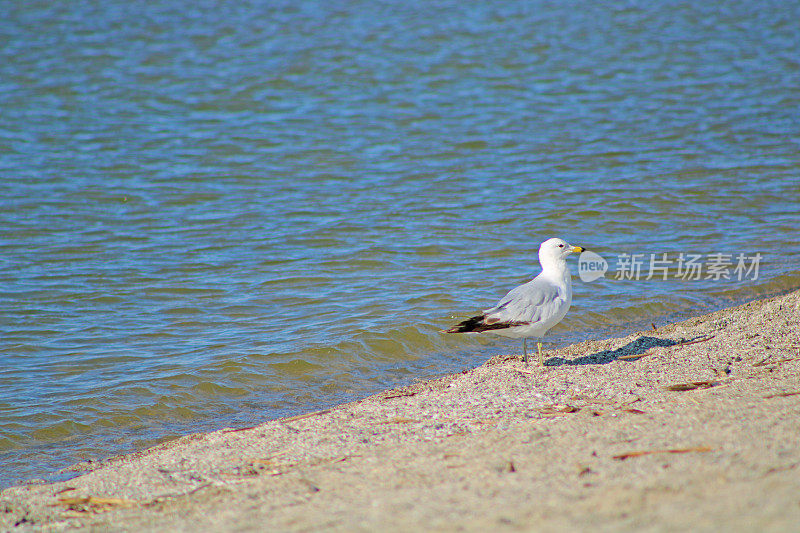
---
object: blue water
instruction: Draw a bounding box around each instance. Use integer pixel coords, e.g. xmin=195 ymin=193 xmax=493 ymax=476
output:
xmin=1 ymin=0 xmax=799 ymax=488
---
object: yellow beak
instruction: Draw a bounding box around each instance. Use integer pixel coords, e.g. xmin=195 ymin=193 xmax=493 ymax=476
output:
xmin=572 ymin=246 xmax=585 ymax=253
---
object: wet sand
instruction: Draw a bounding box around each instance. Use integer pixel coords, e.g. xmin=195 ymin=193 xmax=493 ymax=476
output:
xmin=3 ymin=290 xmax=800 ymax=532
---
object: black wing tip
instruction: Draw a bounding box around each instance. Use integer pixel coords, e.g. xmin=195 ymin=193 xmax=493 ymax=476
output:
xmin=445 ymin=315 xmax=528 ymax=334
xmin=445 ymin=315 xmax=485 ymax=333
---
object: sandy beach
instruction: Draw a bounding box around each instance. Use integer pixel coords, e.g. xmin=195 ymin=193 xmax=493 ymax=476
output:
xmin=2 ymin=289 xmax=800 ymax=532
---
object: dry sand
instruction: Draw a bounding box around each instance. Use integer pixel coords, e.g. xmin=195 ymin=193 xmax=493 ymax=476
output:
xmin=2 ymin=290 xmax=800 ymax=532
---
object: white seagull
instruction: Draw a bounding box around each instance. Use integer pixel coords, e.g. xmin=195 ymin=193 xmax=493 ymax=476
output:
xmin=445 ymin=237 xmax=585 ymax=365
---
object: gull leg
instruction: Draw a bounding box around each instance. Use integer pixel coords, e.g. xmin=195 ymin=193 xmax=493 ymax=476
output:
xmin=537 ymin=341 xmax=543 ymax=366
xmin=523 ymin=339 xmax=528 ymax=365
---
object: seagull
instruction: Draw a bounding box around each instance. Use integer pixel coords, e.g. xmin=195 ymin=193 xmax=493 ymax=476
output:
xmin=445 ymin=238 xmax=585 ymax=366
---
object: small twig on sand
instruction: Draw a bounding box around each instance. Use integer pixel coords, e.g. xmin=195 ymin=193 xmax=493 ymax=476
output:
xmin=375 ymin=417 xmax=420 ymax=425
xmin=754 ymin=356 xmax=800 ymax=367
xmin=144 ymin=482 xmax=214 ymax=506
xmin=538 ymin=405 xmax=580 ymax=416
xmin=764 ymin=391 xmax=800 ymax=399
xmin=249 ymin=451 xmax=291 ymax=465
xmin=619 ymin=396 xmax=643 ymax=406
xmin=618 ymin=353 xmax=648 ymax=361
xmin=281 ymin=409 xmax=333 ymax=423
xmin=613 ymin=446 xmax=713 ymax=460
xmin=665 ymin=380 xmax=722 ymax=391
xmin=224 ymin=425 xmax=261 ymax=433
xmin=54 ymin=496 xmax=137 ymax=512
xmin=674 ymin=335 xmax=715 ymax=348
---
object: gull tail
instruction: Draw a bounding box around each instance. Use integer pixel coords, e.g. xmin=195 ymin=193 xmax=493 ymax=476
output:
xmin=444 ymin=315 xmax=486 ymax=333
xmin=444 ymin=315 xmax=527 ymax=333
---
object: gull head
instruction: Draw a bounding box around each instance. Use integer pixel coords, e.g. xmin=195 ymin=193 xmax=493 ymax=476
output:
xmin=539 ymin=237 xmax=585 ymax=269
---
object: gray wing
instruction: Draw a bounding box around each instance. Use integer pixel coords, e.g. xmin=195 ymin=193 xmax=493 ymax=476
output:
xmin=482 ymin=277 xmax=563 ymax=326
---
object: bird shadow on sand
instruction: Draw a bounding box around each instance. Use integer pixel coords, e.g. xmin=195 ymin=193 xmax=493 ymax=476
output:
xmin=545 ymin=336 xmax=679 ymax=366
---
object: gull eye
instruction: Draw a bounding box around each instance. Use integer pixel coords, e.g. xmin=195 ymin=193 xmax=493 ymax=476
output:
xmin=558 ymin=244 xmax=564 ymax=248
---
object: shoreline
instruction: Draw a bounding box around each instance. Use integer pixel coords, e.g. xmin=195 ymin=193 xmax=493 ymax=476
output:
xmin=2 ymin=282 xmax=796 ymax=492
xmin=3 ymin=289 xmax=800 ymax=531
